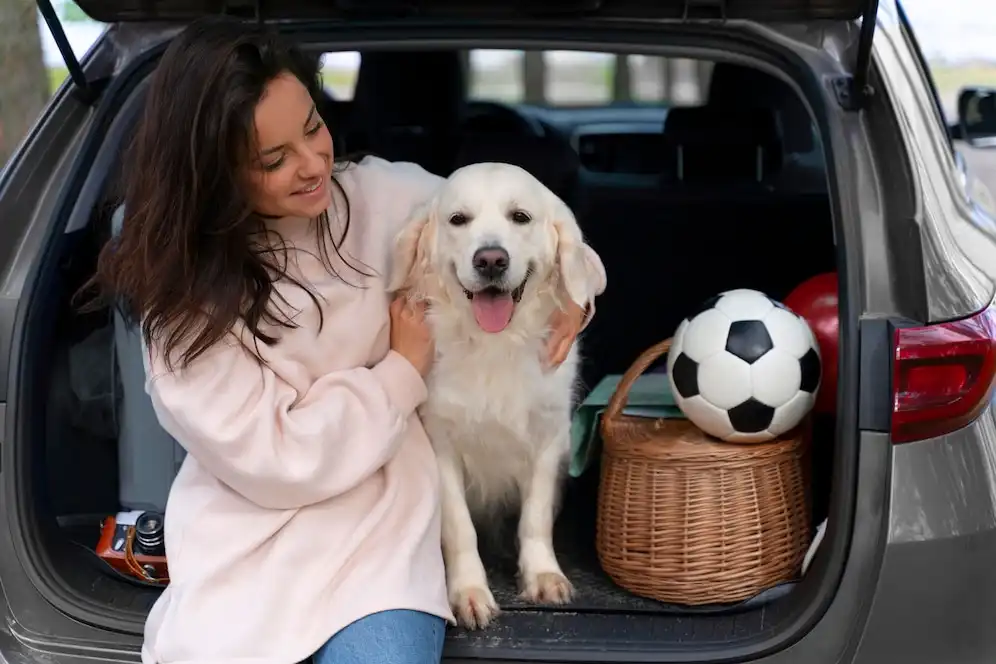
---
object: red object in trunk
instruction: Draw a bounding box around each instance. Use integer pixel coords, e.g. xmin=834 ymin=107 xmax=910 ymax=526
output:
xmin=784 ymin=272 xmax=839 ymax=415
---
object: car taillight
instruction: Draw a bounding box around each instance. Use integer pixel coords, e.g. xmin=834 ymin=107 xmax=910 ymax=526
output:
xmin=892 ymin=301 xmax=996 ymax=444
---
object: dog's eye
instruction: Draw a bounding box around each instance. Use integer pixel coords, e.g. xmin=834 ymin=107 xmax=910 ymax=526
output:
xmin=449 ymin=212 xmax=469 ymax=226
xmin=510 ymin=210 xmax=532 ymax=225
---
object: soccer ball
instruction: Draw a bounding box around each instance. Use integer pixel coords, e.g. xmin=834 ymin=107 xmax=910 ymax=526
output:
xmin=666 ymin=288 xmax=822 ymax=443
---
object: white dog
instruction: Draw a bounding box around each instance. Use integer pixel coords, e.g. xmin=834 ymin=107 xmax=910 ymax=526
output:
xmin=387 ymin=163 xmax=606 ymax=630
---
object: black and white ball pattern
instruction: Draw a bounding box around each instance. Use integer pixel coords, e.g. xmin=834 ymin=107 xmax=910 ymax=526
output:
xmin=666 ymin=288 xmax=822 ymax=443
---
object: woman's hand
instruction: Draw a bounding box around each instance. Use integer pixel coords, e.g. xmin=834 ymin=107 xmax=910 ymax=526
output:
xmin=390 ymin=296 xmax=435 ymax=378
xmin=544 ymin=299 xmax=587 ymax=370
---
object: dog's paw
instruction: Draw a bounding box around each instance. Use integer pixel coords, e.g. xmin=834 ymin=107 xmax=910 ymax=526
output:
xmin=451 ymin=585 xmax=499 ymax=630
xmin=520 ymin=571 xmax=574 ymax=605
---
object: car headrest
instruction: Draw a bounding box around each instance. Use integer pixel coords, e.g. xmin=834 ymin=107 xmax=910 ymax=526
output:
xmin=707 ymin=62 xmax=815 ymax=154
xmin=454 ymin=133 xmax=580 ymax=198
xmin=661 ymin=106 xmax=783 ymax=183
xmin=347 ymin=50 xmax=466 ymax=175
xmin=351 ymin=50 xmax=465 ymax=132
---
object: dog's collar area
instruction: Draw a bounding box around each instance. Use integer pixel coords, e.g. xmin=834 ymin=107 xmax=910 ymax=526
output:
xmin=463 ymin=265 xmax=533 ymax=303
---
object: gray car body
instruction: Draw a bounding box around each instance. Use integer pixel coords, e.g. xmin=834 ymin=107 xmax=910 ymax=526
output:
xmin=1 ymin=0 xmax=995 ymax=662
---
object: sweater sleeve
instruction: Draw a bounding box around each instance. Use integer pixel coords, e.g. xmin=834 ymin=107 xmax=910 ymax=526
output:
xmin=144 ymin=335 xmax=427 ymax=510
xmin=355 ymin=155 xmax=445 ymax=237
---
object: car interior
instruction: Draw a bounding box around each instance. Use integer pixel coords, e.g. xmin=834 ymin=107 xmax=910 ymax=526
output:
xmin=31 ymin=45 xmax=840 ymax=657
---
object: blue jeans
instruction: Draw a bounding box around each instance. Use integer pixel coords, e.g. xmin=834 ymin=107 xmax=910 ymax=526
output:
xmin=313 ymin=610 xmax=446 ymax=664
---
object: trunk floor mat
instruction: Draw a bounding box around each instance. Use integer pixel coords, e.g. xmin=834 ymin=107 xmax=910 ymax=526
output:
xmin=478 ymin=503 xmax=796 ymax=615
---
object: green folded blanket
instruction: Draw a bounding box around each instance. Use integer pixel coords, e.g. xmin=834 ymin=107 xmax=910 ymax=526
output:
xmin=569 ymin=373 xmax=685 ymax=478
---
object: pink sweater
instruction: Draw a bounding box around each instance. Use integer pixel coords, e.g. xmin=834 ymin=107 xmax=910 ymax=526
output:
xmin=140 ymin=156 xmax=453 ymax=664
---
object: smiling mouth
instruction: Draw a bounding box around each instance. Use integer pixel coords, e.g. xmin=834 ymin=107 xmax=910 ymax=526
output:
xmin=460 ymin=266 xmax=533 ymax=334
xmin=461 ymin=273 xmax=531 ymax=303
xmin=295 ymin=179 xmax=323 ymax=195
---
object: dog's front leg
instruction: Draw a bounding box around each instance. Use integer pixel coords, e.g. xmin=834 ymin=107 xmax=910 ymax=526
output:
xmin=432 ymin=437 xmax=500 ymax=630
xmin=517 ymin=430 xmax=574 ymax=604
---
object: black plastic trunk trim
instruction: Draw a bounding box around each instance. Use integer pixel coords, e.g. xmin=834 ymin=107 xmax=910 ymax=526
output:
xmin=857 ymin=317 xmax=896 ymax=432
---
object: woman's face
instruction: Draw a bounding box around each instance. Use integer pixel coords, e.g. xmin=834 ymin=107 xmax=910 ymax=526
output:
xmin=248 ymin=72 xmax=334 ymax=219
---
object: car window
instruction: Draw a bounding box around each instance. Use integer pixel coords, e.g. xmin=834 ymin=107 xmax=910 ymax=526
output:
xmin=319 ymin=52 xmax=360 ymax=100
xmin=466 ymin=49 xmax=713 ymax=107
xmin=894 ymin=2 xmax=996 ymax=218
xmin=316 ymin=48 xmax=714 ymax=108
xmin=895 ymin=1 xmax=955 ymax=156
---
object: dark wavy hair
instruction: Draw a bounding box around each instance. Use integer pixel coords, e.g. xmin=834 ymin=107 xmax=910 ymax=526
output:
xmin=80 ymin=17 xmax=366 ymax=370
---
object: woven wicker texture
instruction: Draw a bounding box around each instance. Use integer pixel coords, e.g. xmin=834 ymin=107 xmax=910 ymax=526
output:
xmin=596 ymin=338 xmax=812 ymax=606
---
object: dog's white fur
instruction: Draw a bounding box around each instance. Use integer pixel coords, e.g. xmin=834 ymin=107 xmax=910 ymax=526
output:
xmin=388 ymin=163 xmax=604 ymax=630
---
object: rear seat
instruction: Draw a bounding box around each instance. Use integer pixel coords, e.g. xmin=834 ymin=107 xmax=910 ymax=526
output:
xmin=660 ymin=106 xmax=783 ymax=186
xmin=706 ymin=62 xmax=827 ymax=194
xmin=660 ymin=107 xmax=834 ymax=309
xmin=576 ymin=105 xmax=834 ymax=384
xmin=110 ymin=206 xmax=186 ymax=513
xmin=346 ymin=51 xmax=466 ymax=175
xmin=655 ymin=105 xmax=831 ymax=309
xmin=454 ymin=132 xmax=581 ymax=208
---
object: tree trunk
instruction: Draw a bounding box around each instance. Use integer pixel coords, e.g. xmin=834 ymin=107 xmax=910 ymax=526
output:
xmin=0 ymin=0 xmax=49 ymax=166
xmin=523 ymin=51 xmax=545 ymax=105
xmin=612 ymin=55 xmax=631 ymax=103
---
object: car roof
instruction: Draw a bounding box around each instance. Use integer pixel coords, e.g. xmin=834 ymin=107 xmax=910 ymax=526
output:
xmin=72 ymin=0 xmax=869 ymax=24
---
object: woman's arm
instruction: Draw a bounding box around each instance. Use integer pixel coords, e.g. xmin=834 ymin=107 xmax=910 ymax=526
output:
xmin=145 ymin=335 xmax=426 ymax=510
xmin=353 ymin=155 xmax=445 ymax=236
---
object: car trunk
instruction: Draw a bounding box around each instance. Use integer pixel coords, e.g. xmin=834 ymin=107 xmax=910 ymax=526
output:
xmin=17 ymin=0 xmax=868 ymax=660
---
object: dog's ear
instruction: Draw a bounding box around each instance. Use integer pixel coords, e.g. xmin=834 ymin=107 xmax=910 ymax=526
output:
xmin=387 ymin=199 xmax=435 ymax=294
xmin=548 ymin=194 xmax=605 ymax=308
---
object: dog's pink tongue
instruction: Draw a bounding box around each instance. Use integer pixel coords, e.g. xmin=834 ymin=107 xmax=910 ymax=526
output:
xmin=471 ymin=292 xmax=514 ymax=333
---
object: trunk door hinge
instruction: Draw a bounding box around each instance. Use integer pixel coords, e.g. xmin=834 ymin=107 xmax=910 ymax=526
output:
xmin=832 ymin=0 xmax=879 ymax=111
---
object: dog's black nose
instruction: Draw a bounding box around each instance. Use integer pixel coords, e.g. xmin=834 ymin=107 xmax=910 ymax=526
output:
xmin=472 ymin=247 xmax=509 ymax=280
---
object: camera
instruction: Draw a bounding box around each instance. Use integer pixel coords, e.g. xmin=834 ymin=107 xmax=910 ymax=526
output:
xmin=95 ymin=510 xmax=169 ymax=584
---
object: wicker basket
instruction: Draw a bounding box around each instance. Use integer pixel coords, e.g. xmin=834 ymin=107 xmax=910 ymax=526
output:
xmin=595 ymin=338 xmax=812 ymax=606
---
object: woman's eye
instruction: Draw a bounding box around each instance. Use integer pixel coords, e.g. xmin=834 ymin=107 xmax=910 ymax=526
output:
xmin=510 ymin=209 xmax=532 ymax=224
xmin=306 ymin=121 xmax=324 ymax=136
xmin=449 ymin=213 xmax=469 ymax=226
xmin=262 ymin=158 xmax=284 ymax=172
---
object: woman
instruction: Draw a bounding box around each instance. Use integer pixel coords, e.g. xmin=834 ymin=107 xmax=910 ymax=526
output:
xmin=85 ymin=16 xmax=600 ymax=664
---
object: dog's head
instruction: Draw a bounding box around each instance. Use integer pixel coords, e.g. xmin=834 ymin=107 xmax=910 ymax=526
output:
xmin=388 ymin=162 xmax=600 ymax=334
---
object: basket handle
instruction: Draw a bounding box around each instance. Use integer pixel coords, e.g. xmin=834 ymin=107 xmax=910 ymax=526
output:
xmin=604 ymin=337 xmax=673 ymax=422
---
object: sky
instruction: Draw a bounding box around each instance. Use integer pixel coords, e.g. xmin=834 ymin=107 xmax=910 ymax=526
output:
xmin=40 ymin=0 xmax=996 ymax=70
xmin=899 ymin=0 xmax=995 ymax=62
